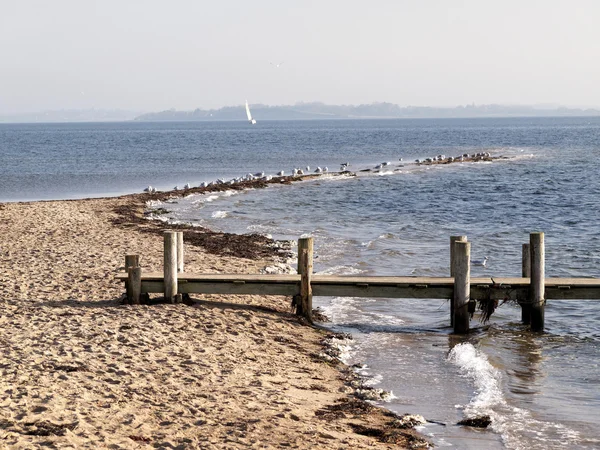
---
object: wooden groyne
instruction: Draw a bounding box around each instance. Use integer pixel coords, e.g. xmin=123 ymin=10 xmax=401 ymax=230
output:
xmin=117 ymin=232 xmax=600 ymax=333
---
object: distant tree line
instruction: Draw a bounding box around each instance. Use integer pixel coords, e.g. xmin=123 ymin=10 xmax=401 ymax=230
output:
xmin=134 ymin=102 xmax=600 ymax=121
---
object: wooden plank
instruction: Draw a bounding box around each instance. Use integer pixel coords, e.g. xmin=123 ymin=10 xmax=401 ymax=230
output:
xmin=140 ymin=280 xmax=298 ymax=296
xmin=116 ymin=273 xmax=600 ymax=286
xmin=545 ymin=287 xmax=600 ymax=300
xmin=312 ymin=275 xmax=455 ymax=285
xmin=139 ymin=280 xmax=600 ymax=300
xmin=116 ymin=272 xmax=600 ymax=300
xmin=312 ymin=284 xmax=454 ymax=299
xmin=116 ymin=273 xmax=301 ymax=282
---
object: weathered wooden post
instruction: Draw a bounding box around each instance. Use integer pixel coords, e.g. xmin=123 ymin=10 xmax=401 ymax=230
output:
xmin=177 ymin=231 xmax=184 ymax=273
xmin=450 ymin=236 xmax=467 ymax=326
xmin=530 ymin=232 xmax=545 ymax=332
xmin=453 ymin=241 xmax=470 ymax=334
xmin=129 ymin=266 xmax=142 ymax=305
xmin=297 ymin=237 xmax=314 ymax=323
xmin=521 ymin=243 xmax=532 ymax=324
xmin=124 ymin=254 xmax=140 ymax=304
xmin=164 ymin=230 xmax=178 ymax=303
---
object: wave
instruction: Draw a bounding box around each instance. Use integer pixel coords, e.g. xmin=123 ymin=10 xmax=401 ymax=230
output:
xmin=448 ymin=343 xmax=583 ymax=450
xmin=211 ymin=210 xmax=228 ymax=218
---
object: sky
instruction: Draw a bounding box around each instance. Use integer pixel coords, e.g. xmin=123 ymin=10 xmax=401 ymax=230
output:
xmin=1 ymin=0 xmax=599 ymax=114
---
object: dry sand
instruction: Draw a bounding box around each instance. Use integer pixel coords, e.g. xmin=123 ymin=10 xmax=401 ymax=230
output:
xmin=0 ymin=195 xmax=428 ymax=449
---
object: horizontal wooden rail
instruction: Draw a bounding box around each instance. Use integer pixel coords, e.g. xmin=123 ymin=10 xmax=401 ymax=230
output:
xmin=118 ymin=231 xmax=599 ymax=333
xmin=115 ymin=272 xmax=600 ymax=301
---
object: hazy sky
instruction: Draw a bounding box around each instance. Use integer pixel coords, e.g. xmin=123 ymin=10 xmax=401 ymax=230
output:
xmin=2 ymin=0 xmax=599 ymax=113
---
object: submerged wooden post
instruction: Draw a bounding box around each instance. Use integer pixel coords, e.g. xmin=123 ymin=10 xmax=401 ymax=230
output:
xmin=530 ymin=232 xmax=545 ymax=332
xmin=521 ymin=243 xmax=532 ymax=324
xmin=124 ymin=254 xmax=140 ymax=303
xmin=129 ymin=266 xmax=142 ymax=305
xmin=453 ymin=241 xmax=470 ymax=334
xmin=297 ymin=237 xmax=314 ymax=323
xmin=164 ymin=231 xmax=178 ymax=303
xmin=450 ymin=236 xmax=467 ymax=326
xmin=177 ymin=231 xmax=184 ymax=273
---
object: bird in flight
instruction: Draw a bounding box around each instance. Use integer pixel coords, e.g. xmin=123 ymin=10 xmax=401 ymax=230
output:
xmin=270 ymin=61 xmax=284 ymax=68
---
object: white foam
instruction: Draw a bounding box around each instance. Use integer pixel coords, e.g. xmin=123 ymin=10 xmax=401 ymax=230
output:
xmin=211 ymin=211 xmax=228 ymax=218
xmin=448 ymin=343 xmax=583 ymax=449
xmin=317 ymin=265 xmax=365 ymax=276
xmin=321 ymin=334 xmax=353 ymax=364
xmin=203 ymin=194 xmax=220 ymax=203
xmin=448 ymin=343 xmax=503 ymax=412
xmin=188 ymin=190 xmax=239 ymax=206
xmin=361 ymin=372 xmax=383 ymax=387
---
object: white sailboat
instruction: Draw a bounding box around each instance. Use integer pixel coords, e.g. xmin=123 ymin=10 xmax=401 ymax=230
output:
xmin=245 ymin=100 xmax=257 ymax=125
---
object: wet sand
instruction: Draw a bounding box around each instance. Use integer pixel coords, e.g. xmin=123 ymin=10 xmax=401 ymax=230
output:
xmin=0 ymin=193 xmax=428 ymax=449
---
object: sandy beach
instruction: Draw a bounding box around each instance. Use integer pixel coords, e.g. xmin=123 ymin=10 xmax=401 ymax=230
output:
xmin=0 ymin=193 xmax=428 ymax=449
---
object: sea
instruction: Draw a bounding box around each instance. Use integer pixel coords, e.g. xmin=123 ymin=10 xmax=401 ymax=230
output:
xmin=1 ymin=117 xmax=599 ymax=449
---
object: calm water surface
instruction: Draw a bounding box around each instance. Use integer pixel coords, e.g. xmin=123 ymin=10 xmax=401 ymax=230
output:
xmin=2 ymin=118 xmax=599 ymax=449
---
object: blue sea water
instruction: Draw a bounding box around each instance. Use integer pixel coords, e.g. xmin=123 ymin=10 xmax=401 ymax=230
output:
xmin=2 ymin=117 xmax=600 ymax=449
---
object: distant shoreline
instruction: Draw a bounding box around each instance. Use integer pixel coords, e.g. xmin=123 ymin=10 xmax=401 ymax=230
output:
xmin=2 ymin=114 xmax=600 ymax=125
xmin=2 ymin=103 xmax=600 ymax=124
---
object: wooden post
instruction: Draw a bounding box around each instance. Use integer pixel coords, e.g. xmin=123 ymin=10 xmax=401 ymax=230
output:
xmin=164 ymin=231 xmax=178 ymax=303
xmin=521 ymin=243 xmax=531 ymax=324
xmin=300 ymin=249 xmax=313 ymax=324
xmin=129 ymin=266 xmax=142 ymax=305
xmin=124 ymin=254 xmax=140 ymax=304
xmin=297 ymin=237 xmax=314 ymax=323
xmin=125 ymin=254 xmax=140 ymax=269
xmin=453 ymin=241 xmax=470 ymax=334
xmin=530 ymin=232 xmax=545 ymax=332
xmin=177 ymin=231 xmax=184 ymax=273
xmin=450 ymin=236 xmax=467 ymax=326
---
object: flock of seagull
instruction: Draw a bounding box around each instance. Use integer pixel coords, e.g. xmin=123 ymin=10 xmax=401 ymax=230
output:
xmin=143 ymin=151 xmax=494 ymax=194
xmin=414 ymin=152 xmax=491 ymax=164
xmin=143 ymin=165 xmax=335 ymax=194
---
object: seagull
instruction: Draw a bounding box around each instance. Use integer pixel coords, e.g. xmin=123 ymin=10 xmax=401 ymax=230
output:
xmin=184 ymin=183 xmax=191 ymax=189
xmin=270 ymin=61 xmax=284 ymax=68
xmin=471 ymin=256 xmax=489 ymax=267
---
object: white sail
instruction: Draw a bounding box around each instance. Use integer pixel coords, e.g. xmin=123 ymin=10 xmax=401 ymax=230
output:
xmin=245 ymin=100 xmax=256 ymax=124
